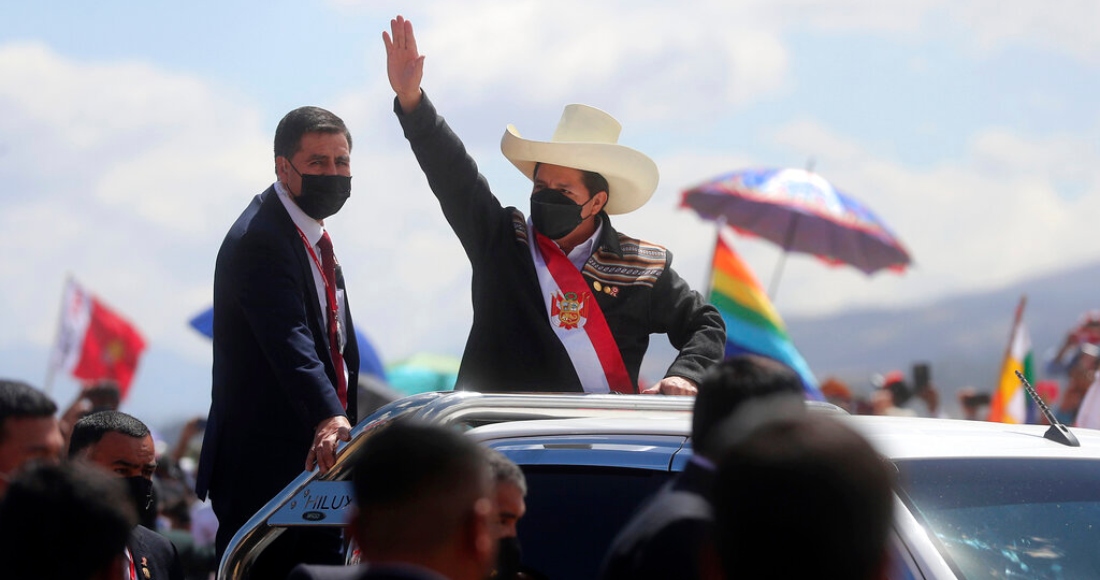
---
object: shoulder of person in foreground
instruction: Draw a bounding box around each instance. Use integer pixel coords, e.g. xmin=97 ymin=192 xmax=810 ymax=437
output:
xmin=130 ymin=524 xmax=186 ymax=580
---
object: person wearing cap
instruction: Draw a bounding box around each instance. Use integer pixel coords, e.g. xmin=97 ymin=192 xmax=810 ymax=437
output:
xmin=384 ymin=16 xmax=724 ymax=396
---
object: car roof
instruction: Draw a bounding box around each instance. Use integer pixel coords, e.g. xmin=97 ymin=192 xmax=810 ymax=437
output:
xmin=844 ymin=415 xmax=1100 ymax=460
xmin=462 ymin=398 xmax=845 ymax=441
xmin=468 ymin=411 xmax=1100 ymax=462
xmin=466 ymin=414 xmax=692 ymax=441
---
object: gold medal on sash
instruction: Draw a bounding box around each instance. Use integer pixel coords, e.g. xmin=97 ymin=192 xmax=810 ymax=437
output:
xmin=551 ymin=291 xmax=590 ymax=330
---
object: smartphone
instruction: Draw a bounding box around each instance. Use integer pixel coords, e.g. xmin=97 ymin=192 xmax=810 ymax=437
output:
xmin=912 ymin=362 xmax=931 ymax=393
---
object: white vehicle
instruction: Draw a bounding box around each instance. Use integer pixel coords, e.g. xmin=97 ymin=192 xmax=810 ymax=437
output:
xmin=219 ymin=391 xmax=1100 ymax=579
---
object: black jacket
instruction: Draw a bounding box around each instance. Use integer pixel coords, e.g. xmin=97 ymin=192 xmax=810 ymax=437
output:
xmin=396 ymin=95 xmax=724 ymax=393
xmin=130 ymin=525 xmax=185 ymax=580
xmin=599 ymin=460 xmax=715 ymax=580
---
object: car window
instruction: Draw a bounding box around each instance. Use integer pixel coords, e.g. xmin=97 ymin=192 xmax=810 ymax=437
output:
xmin=894 ymin=458 xmax=1100 ymax=579
xmin=515 ymin=465 xmax=675 ymax=580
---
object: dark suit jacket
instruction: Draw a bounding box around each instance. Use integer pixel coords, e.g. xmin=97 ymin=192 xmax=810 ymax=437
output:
xmin=288 ymin=563 xmax=446 ymax=580
xmin=599 ymin=460 xmax=715 ymax=580
xmin=130 ymin=525 xmax=185 ymax=580
xmin=196 ymin=187 xmax=360 ymax=549
xmin=396 ymin=95 xmax=725 ymax=393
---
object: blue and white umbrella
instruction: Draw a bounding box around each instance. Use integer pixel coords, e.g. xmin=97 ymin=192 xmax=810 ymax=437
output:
xmin=682 ymin=167 xmax=911 ymax=295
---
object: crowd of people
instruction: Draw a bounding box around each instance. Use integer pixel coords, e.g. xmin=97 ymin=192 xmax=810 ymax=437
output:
xmin=0 ymin=379 xmax=204 ymax=579
xmin=816 ymin=310 xmax=1100 ymax=426
xmin=0 ymin=350 xmax=900 ymax=580
xmin=0 ymin=378 xmax=219 ymax=579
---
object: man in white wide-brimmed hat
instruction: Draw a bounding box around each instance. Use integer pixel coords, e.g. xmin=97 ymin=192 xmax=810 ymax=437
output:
xmin=384 ymin=15 xmax=725 ymax=396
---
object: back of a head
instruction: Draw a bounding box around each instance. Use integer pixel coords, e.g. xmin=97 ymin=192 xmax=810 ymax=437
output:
xmin=0 ymin=462 xmax=136 ymax=579
xmin=68 ymin=410 xmax=150 ymax=459
xmin=692 ymin=355 xmax=803 ymax=457
xmin=484 ymin=446 xmax=527 ymax=495
xmin=0 ymin=379 xmax=57 ymax=436
xmin=713 ymin=414 xmax=894 ymax=580
xmin=353 ymin=421 xmax=492 ymax=561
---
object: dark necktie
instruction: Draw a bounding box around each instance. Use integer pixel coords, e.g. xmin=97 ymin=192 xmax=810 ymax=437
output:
xmin=316 ymin=231 xmax=347 ymax=408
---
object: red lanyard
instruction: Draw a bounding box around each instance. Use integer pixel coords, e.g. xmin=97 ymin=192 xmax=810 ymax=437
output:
xmin=295 ymin=225 xmax=348 ymax=408
xmin=294 ymin=227 xmax=340 ymax=337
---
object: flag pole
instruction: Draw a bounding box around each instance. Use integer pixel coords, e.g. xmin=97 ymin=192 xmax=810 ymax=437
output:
xmin=704 ymin=216 xmax=727 ymax=295
xmin=988 ymin=294 xmax=1027 ymax=422
xmin=43 ymin=273 xmax=73 ymax=395
xmin=1001 ymin=295 xmax=1027 ymax=369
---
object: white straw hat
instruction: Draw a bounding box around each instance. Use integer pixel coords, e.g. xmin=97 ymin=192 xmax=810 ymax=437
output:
xmin=500 ymin=104 xmax=659 ymax=215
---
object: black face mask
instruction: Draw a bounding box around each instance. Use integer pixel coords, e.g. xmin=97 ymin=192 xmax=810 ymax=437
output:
xmin=124 ymin=475 xmax=157 ymax=529
xmin=530 ymin=188 xmax=594 ymax=240
xmin=495 ymin=536 xmax=523 ymax=579
xmin=287 ymin=162 xmax=352 ymax=220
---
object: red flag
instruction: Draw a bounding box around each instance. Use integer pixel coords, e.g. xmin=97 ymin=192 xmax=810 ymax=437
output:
xmin=50 ymin=279 xmax=146 ymax=398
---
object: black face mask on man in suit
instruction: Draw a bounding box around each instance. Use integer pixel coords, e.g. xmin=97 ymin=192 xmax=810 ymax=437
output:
xmin=123 ymin=475 xmax=157 ymax=529
xmin=286 ymin=161 xmax=352 ymax=220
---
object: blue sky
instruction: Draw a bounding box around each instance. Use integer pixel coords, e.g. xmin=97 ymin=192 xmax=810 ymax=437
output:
xmin=2 ymin=0 xmax=1098 ymax=427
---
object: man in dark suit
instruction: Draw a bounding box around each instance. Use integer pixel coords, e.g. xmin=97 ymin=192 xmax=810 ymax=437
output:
xmin=288 ymin=421 xmax=497 ymax=580
xmin=195 ymin=105 xmax=361 ymax=575
xmin=70 ymin=411 xmax=185 ymax=580
xmin=599 ymin=355 xmax=805 ymax=580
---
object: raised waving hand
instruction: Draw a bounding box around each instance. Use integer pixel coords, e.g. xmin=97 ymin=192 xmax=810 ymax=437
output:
xmin=383 ymin=15 xmax=424 ymax=113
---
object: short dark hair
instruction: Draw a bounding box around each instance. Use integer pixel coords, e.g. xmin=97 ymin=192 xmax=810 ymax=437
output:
xmin=0 ymin=462 xmax=136 ymax=578
xmin=691 ymin=355 xmax=803 ymax=458
xmin=273 ymin=106 xmax=353 ymax=160
xmin=581 ymin=170 xmax=609 ymax=198
xmin=713 ymin=414 xmax=894 ymax=580
xmin=533 ymin=162 xmax=610 ymax=200
xmin=353 ymin=421 xmax=491 ymax=555
xmin=68 ymin=410 xmax=150 ymax=459
xmin=0 ymin=380 xmax=57 ymax=443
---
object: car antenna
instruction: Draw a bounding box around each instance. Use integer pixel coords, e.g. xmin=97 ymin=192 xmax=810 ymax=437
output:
xmin=1015 ymin=370 xmax=1079 ymax=447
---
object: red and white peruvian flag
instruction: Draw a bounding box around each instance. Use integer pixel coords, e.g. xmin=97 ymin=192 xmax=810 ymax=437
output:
xmin=50 ymin=278 xmax=147 ymax=399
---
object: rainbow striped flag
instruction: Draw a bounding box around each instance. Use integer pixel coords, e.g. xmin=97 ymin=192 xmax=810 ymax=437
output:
xmin=988 ymin=297 xmax=1034 ymax=423
xmin=708 ymin=231 xmax=821 ymax=399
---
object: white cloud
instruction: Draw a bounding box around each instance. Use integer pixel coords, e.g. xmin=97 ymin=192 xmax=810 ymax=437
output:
xmin=969 ymin=129 xmax=1098 ymax=187
xmin=353 ymin=0 xmax=1099 ymax=129
xmin=0 ymin=41 xmax=271 ymax=239
xmin=946 ymin=0 xmax=1100 ymax=62
xmin=368 ymin=1 xmax=793 ymax=122
xmin=0 ymin=42 xmax=269 ymax=357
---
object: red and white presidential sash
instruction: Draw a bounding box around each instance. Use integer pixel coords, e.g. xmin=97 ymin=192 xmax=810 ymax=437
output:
xmin=530 ymin=229 xmax=635 ymax=394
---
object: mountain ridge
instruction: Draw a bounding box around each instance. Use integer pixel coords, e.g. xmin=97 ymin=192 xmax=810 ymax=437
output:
xmin=785 ymin=259 xmax=1100 ymax=407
